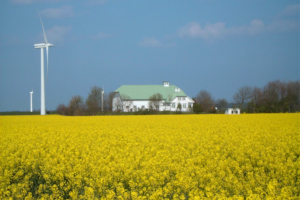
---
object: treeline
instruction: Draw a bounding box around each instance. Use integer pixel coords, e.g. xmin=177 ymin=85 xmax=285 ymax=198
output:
xmin=56 ymin=86 xmax=114 ymax=116
xmin=193 ymin=79 xmax=300 ymax=113
xmin=57 ymin=79 xmax=299 ymax=115
xmin=232 ymin=80 xmax=300 ymax=113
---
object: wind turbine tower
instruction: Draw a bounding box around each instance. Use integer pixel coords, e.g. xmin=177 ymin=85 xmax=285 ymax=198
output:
xmin=34 ymin=10 xmax=54 ymax=115
xmin=30 ymin=90 xmax=33 ymax=112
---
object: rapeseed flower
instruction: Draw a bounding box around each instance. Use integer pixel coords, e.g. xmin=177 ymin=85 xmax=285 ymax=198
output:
xmin=0 ymin=114 xmax=299 ymax=199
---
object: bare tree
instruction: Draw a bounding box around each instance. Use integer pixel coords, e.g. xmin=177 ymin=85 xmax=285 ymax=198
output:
xmin=104 ymin=92 xmax=115 ymax=112
xmin=149 ymin=93 xmax=163 ymax=111
xmin=195 ymin=90 xmax=215 ymax=113
xmin=56 ymin=103 xmax=68 ymax=115
xmin=249 ymin=87 xmax=263 ymax=113
xmin=113 ymin=96 xmax=123 ymax=112
xmin=263 ymin=80 xmax=281 ymax=112
xmin=232 ymin=86 xmax=252 ymax=109
xmin=215 ymin=98 xmax=228 ymax=112
xmin=286 ymin=81 xmax=300 ymax=112
xmin=68 ymin=95 xmax=84 ymax=116
xmin=167 ymin=93 xmax=173 ymax=111
xmin=85 ymin=86 xmax=103 ymax=115
xmin=121 ymin=94 xmax=133 ymax=112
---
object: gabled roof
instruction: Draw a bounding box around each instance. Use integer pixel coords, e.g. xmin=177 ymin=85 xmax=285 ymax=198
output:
xmin=115 ymin=85 xmax=189 ymax=102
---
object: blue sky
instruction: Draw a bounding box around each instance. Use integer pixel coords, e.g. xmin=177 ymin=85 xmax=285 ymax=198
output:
xmin=0 ymin=0 xmax=299 ymax=111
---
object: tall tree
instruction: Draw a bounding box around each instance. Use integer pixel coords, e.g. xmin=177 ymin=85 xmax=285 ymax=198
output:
xmin=263 ymin=80 xmax=281 ymax=112
xmin=232 ymin=86 xmax=252 ymax=109
xmin=104 ymin=92 xmax=115 ymax=112
xmin=149 ymin=93 xmax=163 ymax=111
xmin=86 ymin=86 xmax=103 ymax=115
xmin=56 ymin=103 xmax=68 ymax=115
xmin=113 ymin=96 xmax=123 ymax=112
xmin=215 ymin=98 xmax=228 ymax=112
xmin=68 ymin=95 xmax=84 ymax=116
xmin=249 ymin=87 xmax=263 ymax=113
xmin=195 ymin=90 xmax=215 ymax=113
xmin=121 ymin=94 xmax=133 ymax=112
xmin=286 ymin=81 xmax=300 ymax=112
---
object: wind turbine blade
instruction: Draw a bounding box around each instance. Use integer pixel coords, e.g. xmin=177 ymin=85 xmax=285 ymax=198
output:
xmin=46 ymin=45 xmax=49 ymax=83
xmin=36 ymin=7 xmax=48 ymax=44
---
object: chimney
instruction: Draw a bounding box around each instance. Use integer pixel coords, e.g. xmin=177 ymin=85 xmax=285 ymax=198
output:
xmin=163 ymin=81 xmax=169 ymax=87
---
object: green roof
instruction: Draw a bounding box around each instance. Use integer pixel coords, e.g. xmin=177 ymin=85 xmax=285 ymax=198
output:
xmin=115 ymin=85 xmax=188 ymax=102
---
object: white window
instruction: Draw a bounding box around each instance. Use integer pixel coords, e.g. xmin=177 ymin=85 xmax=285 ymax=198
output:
xmin=188 ymin=103 xmax=192 ymax=108
xmin=182 ymin=97 xmax=185 ymax=101
xmin=178 ymin=97 xmax=181 ymax=101
xmin=133 ymin=106 xmax=137 ymax=112
xmin=172 ymin=103 xmax=176 ymax=108
xmin=183 ymin=103 xmax=186 ymax=108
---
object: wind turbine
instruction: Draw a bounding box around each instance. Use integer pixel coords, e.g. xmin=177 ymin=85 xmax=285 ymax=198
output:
xmin=34 ymin=9 xmax=54 ymax=115
xmin=30 ymin=90 xmax=33 ymax=112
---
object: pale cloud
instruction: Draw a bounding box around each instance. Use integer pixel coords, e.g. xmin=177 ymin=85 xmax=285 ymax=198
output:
xmin=37 ymin=26 xmax=72 ymax=43
xmin=282 ymin=4 xmax=300 ymax=16
xmin=139 ymin=37 xmax=175 ymax=48
xmin=11 ymin=0 xmax=65 ymax=4
xmin=178 ymin=22 xmax=226 ymax=39
xmin=178 ymin=20 xmax=265 ymax=40
xmin=177 ymin=4 xmax=299 ymax=41
xmin=229 ymin=19 xmax=265 ymax=35
xmin=139 ymin=37 xmax=162 ymax=47
xmin=40 ymin=6 xmax=74 ymax=19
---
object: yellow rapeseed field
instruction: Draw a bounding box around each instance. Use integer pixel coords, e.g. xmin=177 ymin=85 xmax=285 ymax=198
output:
xmin=0 ymin=114 xmax=299 ymax=199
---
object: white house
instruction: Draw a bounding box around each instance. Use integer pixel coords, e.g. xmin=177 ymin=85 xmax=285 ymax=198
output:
xmin=113 ymin=81 xmax=194 ymax=112
xmin=225 ymin=108 xmax=241 ymax=114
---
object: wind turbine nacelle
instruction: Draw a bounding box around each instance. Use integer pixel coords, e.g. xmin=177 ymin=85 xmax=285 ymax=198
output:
xmin=46 ymin=43 xmax=55 ymax=47
xmin=34 ymin=43 xmax=46 ymax=48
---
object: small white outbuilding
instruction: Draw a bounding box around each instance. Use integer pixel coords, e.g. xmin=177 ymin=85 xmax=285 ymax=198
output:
xmin=225 ymin=108 xmax=240 ymax=114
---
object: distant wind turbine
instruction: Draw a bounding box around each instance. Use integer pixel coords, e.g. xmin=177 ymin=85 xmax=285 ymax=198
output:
xmin=30 ymin=90 xmax=33 ymax=112
xmin=34 ymin=9 xmax=54 ymax=115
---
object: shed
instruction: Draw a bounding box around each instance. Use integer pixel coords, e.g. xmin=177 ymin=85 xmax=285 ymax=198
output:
xmin=225 ymin=108 xmax=240 ymax=114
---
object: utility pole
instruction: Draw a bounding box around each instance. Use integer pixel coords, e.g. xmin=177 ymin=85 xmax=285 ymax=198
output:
xmin=102 ymin=87 xmax=104 ymax=115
